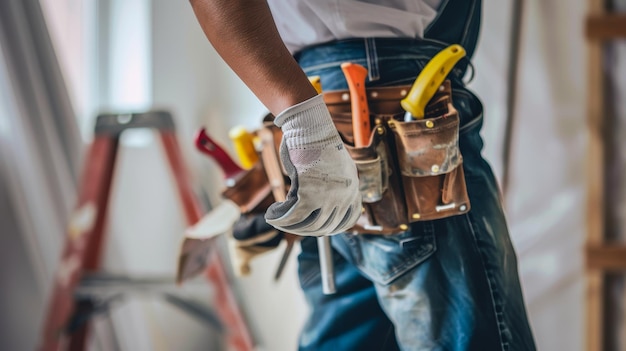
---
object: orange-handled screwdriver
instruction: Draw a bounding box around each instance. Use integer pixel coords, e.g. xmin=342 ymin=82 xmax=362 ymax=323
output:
xmin=340 ymin=63 xmax=371 ymax=147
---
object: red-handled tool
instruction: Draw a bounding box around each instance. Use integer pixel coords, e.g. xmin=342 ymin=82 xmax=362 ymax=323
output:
xmin=187 ymin=127 xmax=244 ymax=246
xmin=195 ymin=128 xmax=244 ymax=181
xmin=341 ymin=63 xmax=371 ymax=147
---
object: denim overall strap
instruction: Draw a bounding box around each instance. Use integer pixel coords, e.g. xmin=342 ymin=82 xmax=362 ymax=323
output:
xmin=425 ymin=0 xmax=482 ymax=60
xmin=364 ymin=38 xmax=380 ymax=81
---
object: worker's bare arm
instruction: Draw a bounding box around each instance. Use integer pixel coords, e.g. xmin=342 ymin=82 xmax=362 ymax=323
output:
xmin=189 ymin=0 xmax=318 ymax=115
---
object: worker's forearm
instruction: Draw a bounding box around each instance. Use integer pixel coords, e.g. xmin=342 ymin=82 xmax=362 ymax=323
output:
xmin=189 ymin=0 xmax=318 ymax=115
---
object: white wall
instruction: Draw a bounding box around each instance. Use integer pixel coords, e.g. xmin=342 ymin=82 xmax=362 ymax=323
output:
xmin=0 ymin=43 xmax=46 ymax=351
xmin=472 ymin=0 xmax=588 ymax=349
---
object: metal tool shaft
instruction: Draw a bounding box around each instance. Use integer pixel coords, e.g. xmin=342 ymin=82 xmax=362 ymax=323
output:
xmin=317 ymin=236 xmax=336 ymax=294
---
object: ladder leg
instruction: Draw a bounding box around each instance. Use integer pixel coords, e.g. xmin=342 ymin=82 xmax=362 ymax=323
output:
xmin=40 ymin=111 xmax=253 ymax=350
xmin=40 ymin=135 xmax=119 ymax=351
xmin=67 ymin=300 xmax=96 ymax=351
xmin=585 ymin=1 xmax=608 ymax=350
xmin=159 ymin=131 xmax=254 ymax=351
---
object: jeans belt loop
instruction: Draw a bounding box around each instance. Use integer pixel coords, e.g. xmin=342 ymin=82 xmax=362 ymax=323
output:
xmin=364 ymin=38 xmax=380 ymax=82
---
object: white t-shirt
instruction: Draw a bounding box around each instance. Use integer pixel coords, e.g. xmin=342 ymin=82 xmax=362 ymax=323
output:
xmin=267 ymin=0 xmax=443 ymax=53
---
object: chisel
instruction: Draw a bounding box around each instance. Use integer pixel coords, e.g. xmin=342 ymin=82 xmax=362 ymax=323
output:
xmin=340 ymin=63 xmax=371 ymax=147
xmin=401 ymin=44 xmax=466 ymax=120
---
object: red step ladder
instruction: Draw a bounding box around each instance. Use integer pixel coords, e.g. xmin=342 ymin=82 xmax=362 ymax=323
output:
xmin=39 ymin=110 xmax=254 ymax=351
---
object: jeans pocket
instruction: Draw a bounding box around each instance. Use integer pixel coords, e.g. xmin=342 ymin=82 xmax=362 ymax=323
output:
xmin=338 ymin=221 xmax=437 ymax=285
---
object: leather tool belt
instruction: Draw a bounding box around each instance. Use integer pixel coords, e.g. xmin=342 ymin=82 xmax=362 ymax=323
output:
xmin=222 ymin=80 xmax=471 ymax=235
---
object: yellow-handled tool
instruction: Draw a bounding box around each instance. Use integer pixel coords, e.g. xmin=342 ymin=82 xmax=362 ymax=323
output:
xmin=228 ymin=126 xmax=258 ymax=170
xmin=308 ymin=75 xmax=322 ymax=94
xmin=341 ymin=63 xmax=371 ymax=147
xmin=401 ymin=44 xmax=466 ymax=120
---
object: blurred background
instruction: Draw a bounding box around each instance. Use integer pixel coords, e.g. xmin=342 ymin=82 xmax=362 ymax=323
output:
xmin=0 ymin=0 xmax=624 ymax=350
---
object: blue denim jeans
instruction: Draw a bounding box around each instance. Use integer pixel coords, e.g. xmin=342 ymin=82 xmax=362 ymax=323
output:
xmin=293 ymin=38 xmax=537 ymax=351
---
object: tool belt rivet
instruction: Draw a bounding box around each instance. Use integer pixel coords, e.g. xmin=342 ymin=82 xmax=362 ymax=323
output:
xmin=426 ymin=120 xmax=434 ymax=128
xmin=460 ymin=205 xmax=467 ymax=211
xmin=399 ymin=224 xmax=409 ymax=231
xmin=412 ymin=213 xmax=421 ymax=219
xmin=431 ymin=165 xmax=440 ymax=173
xmin=342 ymin=93 xmax=350 ymax=101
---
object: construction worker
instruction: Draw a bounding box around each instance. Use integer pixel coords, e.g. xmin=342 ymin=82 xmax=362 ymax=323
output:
xmin=189 ymin=0 xmax=537 ymax=350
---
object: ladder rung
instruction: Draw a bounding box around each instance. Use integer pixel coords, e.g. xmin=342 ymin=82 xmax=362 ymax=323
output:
xmin=586 ymin=14 xmax=626 ymax=40
xmin=95 ymin=110 xmax=175 ymax=135
xmin=586 ymin=245 xmax=626 ymax=270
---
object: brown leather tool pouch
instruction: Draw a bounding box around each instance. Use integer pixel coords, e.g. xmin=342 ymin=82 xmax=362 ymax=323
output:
xmin=324 ymin=80 xmax=470 ymax=234
xmin=221 ymin=160 xmax=274 ymax=215
xmin=389 ymin=99 xmax=470 ymax=222
xmin=345 ymin=121 xmax=408 ymax=233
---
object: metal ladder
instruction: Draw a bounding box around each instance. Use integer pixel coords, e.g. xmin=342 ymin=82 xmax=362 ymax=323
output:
xmin=38 ymin=111 xmax=254 ymax=351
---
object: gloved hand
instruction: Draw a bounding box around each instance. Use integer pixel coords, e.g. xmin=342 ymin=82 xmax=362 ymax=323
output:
xmin=229 ymin=212 xmax=283 ymax=276
xmin=264 ymin=94 xmax=361 ymax=236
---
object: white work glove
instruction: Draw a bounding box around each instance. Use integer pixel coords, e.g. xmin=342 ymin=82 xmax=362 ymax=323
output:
xmin=265 ymin=94 xmax=361 ymax=236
